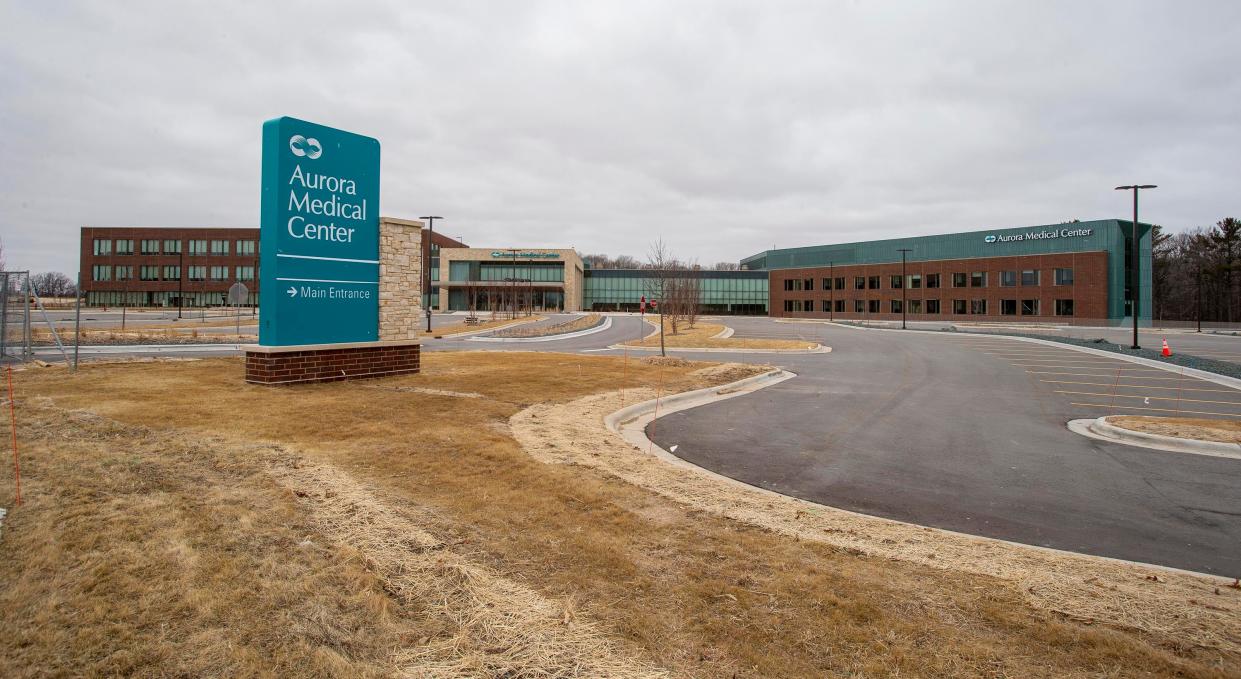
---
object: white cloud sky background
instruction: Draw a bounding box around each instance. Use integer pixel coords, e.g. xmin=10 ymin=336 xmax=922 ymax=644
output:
xmin=1 ymin=0 xmax=1239 ymax=274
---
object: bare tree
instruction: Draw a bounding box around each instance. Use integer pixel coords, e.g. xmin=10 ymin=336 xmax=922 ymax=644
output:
xmin=711 ymin=261 xmax=739 ymax=271
xmin=0 ymin=237 xmax=6 ymax=270
xmin=613 ymin=254 xmax=641 ymax=269
xmin=32 ymin=271 xmax=75 ymax=297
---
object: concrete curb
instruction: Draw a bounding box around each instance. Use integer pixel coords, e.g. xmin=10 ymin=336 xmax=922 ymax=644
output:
xmin=468 ymin=316 xmax=611 ymax=343
xmin=606 ymin=343 xmax=831 ymax=354
xmin=1068 ymin=417 xmax=1241 ymax=460
xmin=710 ymin=326 xmax=735 ymax=339
xmin=839 ymin=323 xmax=1241 ymax=391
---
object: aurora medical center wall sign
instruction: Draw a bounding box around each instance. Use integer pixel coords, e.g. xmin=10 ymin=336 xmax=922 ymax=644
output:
xmin=259 ymin=117 xmax=380 ymax=345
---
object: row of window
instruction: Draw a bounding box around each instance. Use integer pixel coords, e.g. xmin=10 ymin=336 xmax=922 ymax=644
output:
xmin=92 ymin=238 xmax=257 ymax=256
xmin=91 ymin=265 xmax=255 ymax=282
xmin=782 ymin=268 xmax=1074 ymax=292
xmin=783 ymin=298 xmax=1075 ymax=316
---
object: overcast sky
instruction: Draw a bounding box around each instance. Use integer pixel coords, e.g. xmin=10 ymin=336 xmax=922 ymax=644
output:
xmin=2 ymin=1 xmax=1238 ymax=274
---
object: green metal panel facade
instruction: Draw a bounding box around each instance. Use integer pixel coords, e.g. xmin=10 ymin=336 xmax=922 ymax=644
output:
xmin=583 ymin=269 xmax=768 ymax=314
xmin=742 ymin=219 xmax=1151 ymax=321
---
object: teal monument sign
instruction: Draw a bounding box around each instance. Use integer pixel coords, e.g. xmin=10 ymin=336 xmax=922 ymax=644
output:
xmin=259 ymin=117 xmax=380 ymax=345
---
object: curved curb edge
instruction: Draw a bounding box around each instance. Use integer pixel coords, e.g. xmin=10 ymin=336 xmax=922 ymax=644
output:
xmin=1068 ymin=417 xmax=1241 ymax=460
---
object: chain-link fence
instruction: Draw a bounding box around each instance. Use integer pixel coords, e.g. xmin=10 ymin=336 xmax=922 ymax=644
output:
xmin=1 ymin=271 xmax=33 ymax=363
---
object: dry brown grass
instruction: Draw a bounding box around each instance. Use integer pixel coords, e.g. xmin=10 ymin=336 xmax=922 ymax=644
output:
xmin=2 ymin=355 xmax=1238 ymax=677
xmin=489 ymin=314 xmax=603 ymax=338
xmin=1110 ymin=416 xmax=1241 ymax=444
xmin=420 ymin=315 xmax=544 ymax=337
xmin=33 ymin=327 xmax=254 ymax=344
xmin=623 ymin=318 xmax=817 ymax=350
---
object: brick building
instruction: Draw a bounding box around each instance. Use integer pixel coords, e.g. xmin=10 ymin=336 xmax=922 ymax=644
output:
xmin=79 ymin=226 xmax=466 ymax=308
xmin=745 ymin=218 xmax=1152 ymax=325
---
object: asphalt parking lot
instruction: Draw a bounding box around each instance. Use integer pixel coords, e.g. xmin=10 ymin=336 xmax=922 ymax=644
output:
xmin=651 ymin=320 xmax=1241 ymax=575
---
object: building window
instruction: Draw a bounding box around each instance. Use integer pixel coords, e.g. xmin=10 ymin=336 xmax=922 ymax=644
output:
xmin=93 ymin=239 xmax=112 ymax=256
xmin=139 ymin=265 xmax=160 ymax=281
xmin=890 ymin=275 xmax=903 ymax=289
xmin=92 ymin=265 xmax=111 ymax=281
xmin=236 ymin=266 xmax=255 ymax=281
xmin=970 ymin=272 xmax=986 ymax=287
xmin=821 ymin=299 xmax=832 ymax=313
xmin=1000 ymin=270 xmax=1017 ymax=287
xmin=854 ymin=300 xmax=865 ymax=313
xmin=971 ymin=299 xmax=987 ymax=315
xmin=952 ymin=299 xmax=967 ymax=314
xmin=1001 ymin=299 xmax=1017 ymax=315
xmin=783 ymin=300 xmax=795 ymax=312
xmin=209 ymin=266 xmax=228 ymax=281
xmin=1022 ymin=299 xmax=1040 ymax=315
xmin=115 ymin=239 xmax=134 ymax=255
xmin=926 ymin=299 xmax=940 ymax=314
xmin=868 ymin=276 xmax=880 ymax=290
xmin=783 ymin=279 xmax=800 ymax=291
xmin=210 ymin=240 xmax=229 ymax=256
xmin=188 ymin=266 xmax=206 ymax=281
xmin=236 ymin=240 xmax=256 ymax=256
xmin=868 ymin=299 xmax=880 ymax=313
xmin=163 ymin=265 xmax=180 ymax=280
xmin=835 ymin=299 xmax=845 ymax=312
xmin=141 ymin=239 xmax=160 ymax=255
xmin=1055 ymin=299 xmax=1074 ymax=316
xmin=926 ymin=273 xmax=941 ymax=289
xmin=164 ymin=239 xmax=182 ymax=254
xmin=188 ymin=240 xmax=207 ymax=256
xmin=952 ymin=272 xmax=967 ymax=288
xmin=854 ymin=276 xmax=865 ymax=290
xmin=804 ymin=278 xmax=814 ymax=291
xmin=1021 ymin=270 xmax=1039 ymax=286
xmin=1054 ymin=268 xmax=1074 ymax=286
xmin=909 ymin=299 xmax=923 ymax=314
xmin=908 ymin=274 xmax=922 ymax=289
xmin=115 ymin=265 xmax=133 ymax=280
xmin=822 ymin=278 xmax=832 ymax=291
xmin=891 ymin=299 xmax=903 ymax=314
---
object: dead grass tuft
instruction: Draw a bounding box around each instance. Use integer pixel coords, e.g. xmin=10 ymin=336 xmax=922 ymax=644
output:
xmin=624 ymin=319 xmax=816 ymax=350
xmin=1110 ymin=416 xmax=1241 ymax=444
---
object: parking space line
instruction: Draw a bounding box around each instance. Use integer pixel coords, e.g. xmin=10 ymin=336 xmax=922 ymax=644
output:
xmin=1053 ymin=390 xmax=1241 ymax=407
xmin=1026 ymin=371 xmax=1202 ymax=381
xmin=1069 ymin=402 xmax=1241 ymax=419
xmin=1040 ymin=379 xmax=1240 ymax=394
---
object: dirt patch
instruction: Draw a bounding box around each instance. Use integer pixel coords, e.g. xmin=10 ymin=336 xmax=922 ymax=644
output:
xmin=1110 ymin=416 xmax=1241 ymax=444
xmin=489 ymin=314 xmax=603 ymax=338
xmin=422 ymin=315 xmax=544 ymax=337
xmin=689 ymin=362 xmax=774 ymax=384
xmin=624 ymin=319 xmax=816 ymax=351
xmin=511 ymin=388 xmax=1241 ymax=657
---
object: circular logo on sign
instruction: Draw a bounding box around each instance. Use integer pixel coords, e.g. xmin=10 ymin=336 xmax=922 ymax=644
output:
xmin=984 ymin=235 xmax=997 ymax=243
xmin=288 ymin=135 xmax=323 ymax=159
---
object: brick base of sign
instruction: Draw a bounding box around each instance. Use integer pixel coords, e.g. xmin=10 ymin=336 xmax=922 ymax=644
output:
xmin=244 ymin=340 xmax=420 ymax=385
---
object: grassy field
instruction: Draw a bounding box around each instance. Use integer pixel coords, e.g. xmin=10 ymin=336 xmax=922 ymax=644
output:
xmin=0 ymin=354 xmax=1237 ymax=677
xmin=623 ymin=318 xmax=818 ymax=350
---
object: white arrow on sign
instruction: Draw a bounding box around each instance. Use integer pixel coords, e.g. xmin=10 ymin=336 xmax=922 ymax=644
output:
xmin=287 ymin=286 xmax=298 ymax=298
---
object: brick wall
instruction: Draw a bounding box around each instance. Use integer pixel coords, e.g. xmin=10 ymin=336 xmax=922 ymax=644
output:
xmin=245 ymin=342 xmax=420 ymax=385
xmin=378 ymin=217 xmax=424 ymax=341
xmin=769 ymin=251 xmax=1110 ymax=324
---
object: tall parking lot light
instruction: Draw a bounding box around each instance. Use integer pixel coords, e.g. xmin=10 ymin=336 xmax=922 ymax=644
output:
xmin=420 ymin=216 xmax=443 ymax=332
xmin=1114 ymin=185 xmax=1156 ymax=349
xmin=897 ymin=248 xmax=912 ymax=329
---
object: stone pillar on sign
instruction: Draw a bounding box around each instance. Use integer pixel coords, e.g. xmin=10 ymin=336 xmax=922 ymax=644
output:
xmin=377 ymin=217 xmax=423 ymax=341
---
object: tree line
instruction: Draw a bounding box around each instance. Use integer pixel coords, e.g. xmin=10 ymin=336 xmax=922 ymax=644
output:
xmin=1153 ymin=217 xmax=1240 ymax=324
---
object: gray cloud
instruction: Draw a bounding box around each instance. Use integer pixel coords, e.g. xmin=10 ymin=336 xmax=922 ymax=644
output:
xmin=2 ymin=0 xmax=1239 ymax=274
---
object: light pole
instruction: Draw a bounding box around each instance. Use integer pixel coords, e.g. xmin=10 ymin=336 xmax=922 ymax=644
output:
xmin=419 ymin=216 xmax=442 ymax=333
xmin=1114 ymin=185 xmax=1156 ymax=349
xmin=897 ymin=248 xmax=912 ymax=329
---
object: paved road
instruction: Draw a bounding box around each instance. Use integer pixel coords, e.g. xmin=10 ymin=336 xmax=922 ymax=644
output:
xmin=650 ymin=321 xmax=1241 ymax=575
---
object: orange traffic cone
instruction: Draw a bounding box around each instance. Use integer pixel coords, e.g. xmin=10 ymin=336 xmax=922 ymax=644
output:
xmin=1161 ymin=338 xmax=1172 ymax=357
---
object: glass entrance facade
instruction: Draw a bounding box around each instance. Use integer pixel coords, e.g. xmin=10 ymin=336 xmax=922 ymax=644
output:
xmin=583 ymin=269 xmax=768 ymax=314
